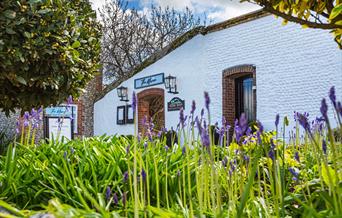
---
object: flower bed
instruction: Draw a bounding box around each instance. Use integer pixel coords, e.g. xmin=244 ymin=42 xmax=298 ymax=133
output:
xmin=0 ymin=88 xmax=341 ymax=217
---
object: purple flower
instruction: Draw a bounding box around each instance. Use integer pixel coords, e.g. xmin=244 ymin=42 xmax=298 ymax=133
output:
xmin=201 ymin=129 xmax=210 ymax=148
xmin=141 ymin=169 xmax=146 ymax=182
xmin=294 ymin=152 xmax=300 ymax=162
xmin=244 ymin=155 xmax=250 ymax=163
xmin=275 ymin=114 xmax=280 ymax=128
xmin=204 ymin=92 xmax=210 ymax=111
xmin=322 ymin=139 xmax=327 ymax=155
xmin=297 ymin=112 xmax=311 ymax=132
xmin=230 ymin=161 xmax=236 ymax=172
xmin=268 ymin=149 xmax=275 ymax=161
xmin=105 ymin=186 xmax=111 ymax=201
xmin=70 ymin=147 xmax=75 ymax=154
xmin=123 ymin=171 xmax=129 ymax=183
xmin=288 ymin=167 xmax=299 ymax=181
xmin=329 ymin=86 xmax=336 ymax=108
xmin=63 ymin=151 xmax=68 ymax=160
xmin=320 ymin=98 xmax=328 ymax=120
xmin=222 ymin=156 xmax=228 ymax=167
xmin=179 ymin=108 xmax=185 ymax=128
xmin=144 ymin=141 xmax=148 ymax=149
xmin=190 ymin=100 xmax=196 ymax=114
xmin=23 ymin=112 xmax=30 ymax=127
xmin=201 ymin=109 xmax=204 ymax=118
xmin=164 ymin=145 xmax=169 ymax=152
xmin=132 ymin=92 xmax=137 ymax=113
xmin=239 ymin=113 xmax=248 ymax=133
xmin=195 ymin=116 xmax=202 ymax=134
xmin=113 ymin=192 xmax=118 ymax=205
xmin=182 ymin=146 xmax=186 ymax=155
xmin=15 ymin=121 xmax=20 ymax=134
xmin=177 ymin=170 xmax=181 ymax=177
xmin=67 ymin=95 xmax=73 ymax=105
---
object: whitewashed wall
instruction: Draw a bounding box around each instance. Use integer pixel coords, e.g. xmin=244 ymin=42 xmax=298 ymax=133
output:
xmin=94 ymin=15 xmax=342 ymax=136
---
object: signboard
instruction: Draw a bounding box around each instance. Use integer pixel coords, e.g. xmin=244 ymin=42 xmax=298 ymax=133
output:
xmin=134 ymin=73 xmax=164 ymax=89
xmin=45 ymin=105 xmax=78 ymax=133
xmin=167 ymin=97 xmax=185 ymax=111
xmin=46 ymin=117 xmax=73 ymax=141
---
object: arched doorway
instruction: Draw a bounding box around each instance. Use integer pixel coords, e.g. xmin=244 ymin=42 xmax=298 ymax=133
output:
xmin=137 ymin=88 xmax=165 ymax=134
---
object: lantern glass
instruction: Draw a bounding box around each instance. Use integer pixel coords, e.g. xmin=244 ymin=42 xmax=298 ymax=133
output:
xmin=117 ymin=88 xmax=122 ymax=98
xmin=165 ymin=76 xmax=171 ymax=89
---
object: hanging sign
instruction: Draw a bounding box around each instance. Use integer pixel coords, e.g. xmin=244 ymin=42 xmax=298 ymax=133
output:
xmin=167 ymin=97 xmax=185 ymax=111
xmin=134 ymin=73 xmax=164 ymax=89
xmin=44 ymin=105 xmax=78 ymax=133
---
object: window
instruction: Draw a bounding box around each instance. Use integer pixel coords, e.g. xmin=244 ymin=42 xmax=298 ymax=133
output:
xmin=235 ymin=76 xmax=255 ymax=122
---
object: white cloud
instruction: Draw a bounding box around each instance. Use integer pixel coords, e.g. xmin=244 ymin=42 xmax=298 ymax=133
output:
xmin=90 ymin=0 xmax=261 ymax=22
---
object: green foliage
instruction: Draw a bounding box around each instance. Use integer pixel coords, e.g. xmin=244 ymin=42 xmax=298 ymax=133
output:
xmin=0 ymin=0 xmax=101 ymax=115
xmin=242 ymin=0 xmax=342 ymax=48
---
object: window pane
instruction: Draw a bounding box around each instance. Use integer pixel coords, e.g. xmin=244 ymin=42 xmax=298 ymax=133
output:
xmin=243 ymin=78 xmax=253 ymax=121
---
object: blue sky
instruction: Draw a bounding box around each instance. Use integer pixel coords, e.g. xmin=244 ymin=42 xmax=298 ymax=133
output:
xmin=90 ymin=0 xmax=260 ymax=22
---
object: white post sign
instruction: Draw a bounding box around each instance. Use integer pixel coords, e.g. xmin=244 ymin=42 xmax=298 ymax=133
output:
xmin=47 ymin=118 xmax=73 ymax=141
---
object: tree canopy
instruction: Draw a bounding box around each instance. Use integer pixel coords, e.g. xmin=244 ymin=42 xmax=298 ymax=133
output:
xmin=0 ymin=0 xmax=101 ymax=115
xmin=242 ymin=0 xmax=342 ymax=48
xmin=100 ymin=0 xmax=205 ymax=82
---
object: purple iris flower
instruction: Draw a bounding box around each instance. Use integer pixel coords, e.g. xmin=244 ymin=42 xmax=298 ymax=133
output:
xmin=123 ymin=171 xmax=129 ymax=183
xmin=179 ymin=108 xmax=185 ymax=128
xmin=297 ymin=112 xmax=311 ymax=132
xmin=275 ymin=114 xmax=280 ymax=128
xmin=15 ymin=121 xmax=20 ymax=134
xmin=268 ymin=149 xmax=275 ymax=161
xmin=190 ymin=100 xmax=196 ymax=115
xmin=329 ymin=86 xmax=336 ymax=108
xmin=141 ymin=169 xmax=146 ymax=182
xmin=320 ymin=98 xmax=328 ymax=120
xmin=204 ymin=92 xmax=210 ymax=111
xmin=201 ymin=129 xmax=210 ymax=148
xmin=322 ymin=139 xmax=327 ymax=155
xmin=23 ymin=112 xmax=30 ymax=127
xmin=132 ymin=92 xmax=137 ymax=113
xmin=222 ymin=156 xmax=228 ymax=168
xmin=294 ymin=152 xmax=300 ymax=162
xmin=113 ymin=192 xmax=118 ymax=205
xmin=201 ymin=109 xmax=204 ymax=118
xmin=164 ymin=145 xmax=169 ymax=152
xmin=105 ymin=186 xmax=111 ymax=201
xmin=288 ymin=167 xmax=299 ymax=181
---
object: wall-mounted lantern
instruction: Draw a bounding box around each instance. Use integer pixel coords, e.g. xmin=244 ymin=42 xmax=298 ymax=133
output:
xmin=164 ymin=74 xmax=179 ymax=94
xmin=117 ymin=86 xmax=129 ymax=102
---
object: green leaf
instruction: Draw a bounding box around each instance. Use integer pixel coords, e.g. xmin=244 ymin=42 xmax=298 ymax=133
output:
xmin=329 ymin=3 xmax=342 ymax=20
xmin=38 ymin=9 xmax=51 ymax=14
xmin=6 ymin=28 xmax=16 ymax=34
xmin=3 ymin=10 xmax=16 ymax=19
xmin=72 ymin=41 xmax=81 ymax=48
xmin=321 ymin=163 xmax=337 ymax=188
xmin=16 ymin=76 xmax=27 ymax=85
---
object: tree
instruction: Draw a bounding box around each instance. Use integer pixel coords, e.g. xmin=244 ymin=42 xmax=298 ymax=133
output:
xmin=100 ymin=0 xmax=205 ymax=82
xmin=0 ymin=0 xmax=101 ymax=115
xmin=242 ymin=0 xmax=342 ymax=48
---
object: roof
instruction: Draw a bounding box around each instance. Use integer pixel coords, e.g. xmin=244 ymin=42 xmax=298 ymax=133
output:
xmin=95 ymin=9 xmax=269 ymax=102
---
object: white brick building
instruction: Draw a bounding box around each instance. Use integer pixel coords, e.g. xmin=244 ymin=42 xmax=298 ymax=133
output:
xmin=94 ymin=10 xmax=342 ymax=136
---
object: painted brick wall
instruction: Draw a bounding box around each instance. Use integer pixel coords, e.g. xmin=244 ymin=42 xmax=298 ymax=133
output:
xmin=94 ymin=15 xmax=342 ymax=136
xmin=204 ymin=15 xmax=342 ymax=131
